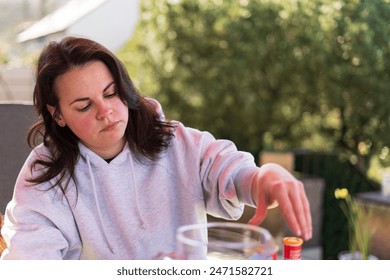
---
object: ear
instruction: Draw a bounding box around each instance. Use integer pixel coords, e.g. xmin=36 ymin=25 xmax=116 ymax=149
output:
xmin=47 ymin=105 xmax=66 ymax=127
xmin=46 ymin=104 xmax=56 ymax=118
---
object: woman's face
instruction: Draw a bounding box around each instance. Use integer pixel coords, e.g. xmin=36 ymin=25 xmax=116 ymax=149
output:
xmin=49 ymin=60 xmax=129 ymax=159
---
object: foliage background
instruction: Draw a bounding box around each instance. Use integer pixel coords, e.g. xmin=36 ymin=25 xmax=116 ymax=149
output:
xmin=118 ymin=0 xmax=389 ymax=259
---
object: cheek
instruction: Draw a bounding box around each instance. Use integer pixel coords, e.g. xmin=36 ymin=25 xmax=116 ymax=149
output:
xmin=115 ymin=99 xmax=129 ymax=119
xmin=68 ymin=115 xmax=96 ymax=137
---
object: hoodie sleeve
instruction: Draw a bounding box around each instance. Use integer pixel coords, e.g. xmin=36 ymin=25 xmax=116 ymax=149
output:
xmin=199 ymin=131 xmax=259 ymax=220
xmin=0 ymin=146 xmax=81 ymax=260
xmin=174 ymin=122 xmax=259 ymax=221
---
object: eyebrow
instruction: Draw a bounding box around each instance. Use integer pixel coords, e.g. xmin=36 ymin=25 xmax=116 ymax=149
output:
xmin=69 ymin=81 xmax=116 ymax=105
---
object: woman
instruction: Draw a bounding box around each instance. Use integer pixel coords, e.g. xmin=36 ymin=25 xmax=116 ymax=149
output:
xmin=0 ymin=36 xmax=311 ymax=259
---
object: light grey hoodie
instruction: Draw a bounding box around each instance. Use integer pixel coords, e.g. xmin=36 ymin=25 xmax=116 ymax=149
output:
xmin=1 ymin=100 xmax=259 ymax=260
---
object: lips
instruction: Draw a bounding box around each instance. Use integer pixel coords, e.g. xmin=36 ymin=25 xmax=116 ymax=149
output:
xmin=101 ymin=121 xmax=119 ymax=132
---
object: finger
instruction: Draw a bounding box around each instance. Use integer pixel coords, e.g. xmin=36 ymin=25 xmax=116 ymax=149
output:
xmin=298 ymin=188 xmax=312 ymax=240
xmin=287 ymin=181 xmax=312 ymax=240
xmin=248 ymin=191 xmax=268 ymax=226
xmin=285 ymin=182 xmax=312 ymax=240
xmin=277 ymin=188 xmax=302 ymax=237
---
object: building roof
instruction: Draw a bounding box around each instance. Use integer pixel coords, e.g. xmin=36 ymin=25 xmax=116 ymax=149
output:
xmin=17 ymin=0 xmax=108 ymax=43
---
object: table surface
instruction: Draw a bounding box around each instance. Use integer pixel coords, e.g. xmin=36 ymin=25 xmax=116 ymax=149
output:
xmin=356 ymin=191 xmax=390 ymax=206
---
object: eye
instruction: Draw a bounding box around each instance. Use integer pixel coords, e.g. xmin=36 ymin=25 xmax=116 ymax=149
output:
xmin=104 ymin=91 xmax=117 ymax=99
xmin=77 ymin=103 xmax=91 ymax=112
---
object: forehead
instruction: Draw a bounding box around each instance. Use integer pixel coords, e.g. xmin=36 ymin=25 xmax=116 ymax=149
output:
xmin=54 ymin=61 xmax=114 ymax=98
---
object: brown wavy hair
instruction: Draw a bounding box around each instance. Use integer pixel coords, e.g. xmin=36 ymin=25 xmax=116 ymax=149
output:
xmin=28 ymin=36 xmax=175 ymax=192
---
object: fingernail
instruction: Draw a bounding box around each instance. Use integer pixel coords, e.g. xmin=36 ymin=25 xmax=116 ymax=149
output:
xmin=303 ymin=232 xmax=310 ymax=241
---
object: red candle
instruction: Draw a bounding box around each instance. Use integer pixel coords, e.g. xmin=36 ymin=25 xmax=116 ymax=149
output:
xmin=283 ymin=237 xmax=303 ymax=260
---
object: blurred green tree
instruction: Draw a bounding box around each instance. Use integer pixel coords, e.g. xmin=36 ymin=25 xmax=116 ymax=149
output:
xmin=118 ymin=0 xmax=389 ymax=174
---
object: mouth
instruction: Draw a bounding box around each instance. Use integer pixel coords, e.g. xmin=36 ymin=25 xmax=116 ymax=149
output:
xmin=101 ymin=121 xmax=120 ymax=132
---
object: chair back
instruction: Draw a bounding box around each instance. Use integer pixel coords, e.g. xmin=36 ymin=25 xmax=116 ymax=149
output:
xmin=0 ymin=102 xmax=37 ymax=214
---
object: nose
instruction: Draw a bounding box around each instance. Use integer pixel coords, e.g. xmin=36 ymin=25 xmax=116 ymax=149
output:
xmin=96 ymin=101 xmax=113 ymax=120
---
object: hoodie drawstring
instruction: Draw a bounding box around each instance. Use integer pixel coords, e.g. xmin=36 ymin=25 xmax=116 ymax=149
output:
xmin=86 ymin=155 xmax=115 ymax=254
xmin=128 ymin=153 xmax=147 ymax=229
